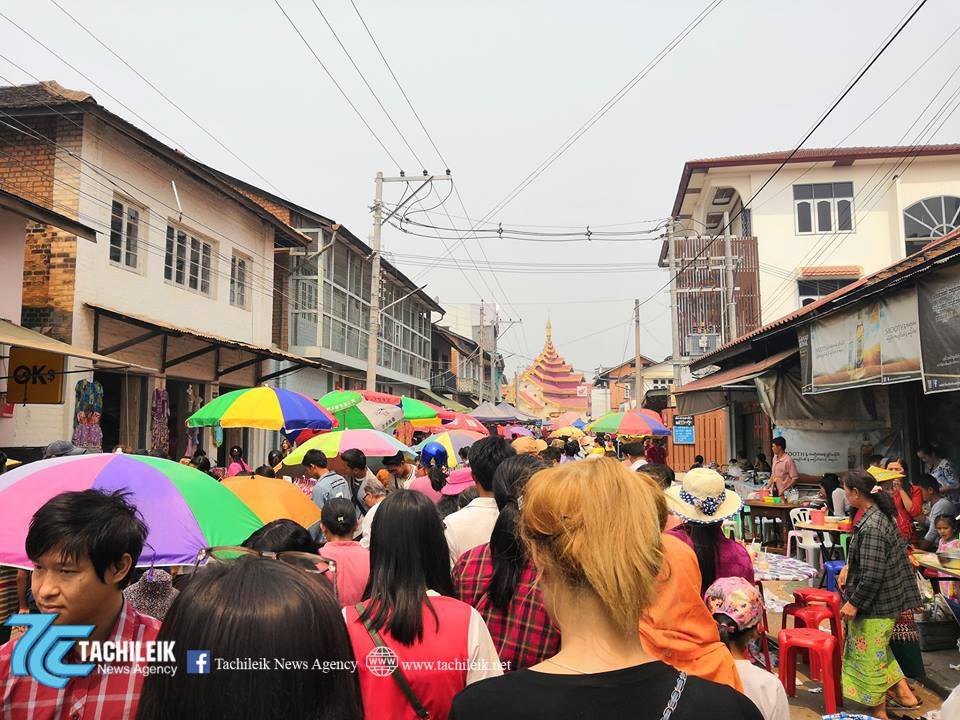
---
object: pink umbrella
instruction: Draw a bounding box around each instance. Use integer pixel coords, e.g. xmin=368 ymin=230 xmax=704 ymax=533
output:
xmin=505 ymin=425 xmax=533 ymax=438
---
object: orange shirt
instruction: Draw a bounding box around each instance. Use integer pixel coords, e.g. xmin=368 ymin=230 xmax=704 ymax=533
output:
xmin=639 ymin=533 xmax=743 ymax=692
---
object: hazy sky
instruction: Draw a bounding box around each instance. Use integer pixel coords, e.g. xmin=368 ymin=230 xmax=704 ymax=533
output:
xmin=3 ymin=0 xmax=959 ymax=380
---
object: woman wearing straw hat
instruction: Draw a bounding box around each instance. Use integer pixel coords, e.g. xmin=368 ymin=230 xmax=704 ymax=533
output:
xmin=665 ymin=468 xmax=754 ymax=595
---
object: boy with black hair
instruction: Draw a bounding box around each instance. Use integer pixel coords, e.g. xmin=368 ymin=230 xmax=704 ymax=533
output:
xmin=0 ymin=490 xmax=160 ymax=719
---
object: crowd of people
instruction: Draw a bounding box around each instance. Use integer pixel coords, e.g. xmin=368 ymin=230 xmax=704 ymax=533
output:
xmin=2 ymin=428 xmax=960 ymax=720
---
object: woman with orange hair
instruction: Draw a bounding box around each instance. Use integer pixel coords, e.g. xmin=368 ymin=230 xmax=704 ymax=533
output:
xmin=450 ymin=458 xmax=760 ymax=720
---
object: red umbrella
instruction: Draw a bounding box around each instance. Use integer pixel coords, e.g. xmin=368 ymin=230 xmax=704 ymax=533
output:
xmin=439 ymin=413 xmax=489 ymax=435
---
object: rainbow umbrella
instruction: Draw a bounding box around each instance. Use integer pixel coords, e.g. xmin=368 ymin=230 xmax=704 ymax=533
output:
xmin=187 ymin=387 xmax=336 ymax=432
xmin=318 ymin=391 xmax=437 ymax=430
xmin=413 ymin=430 xmax=486 ymax=468
xmin=587 ymin=410 xmax=669 ymax=437
xmin=285 ymin=429 xmax=413 ymax=464
xmin=223 ymin=475 xmax=321 ymax=531
xmin=0 ymin=454 xmax=264 ymax=568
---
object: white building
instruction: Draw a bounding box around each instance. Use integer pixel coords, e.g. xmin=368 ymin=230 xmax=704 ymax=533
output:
xmin=663 ymin=144 xmax=960 ymax=365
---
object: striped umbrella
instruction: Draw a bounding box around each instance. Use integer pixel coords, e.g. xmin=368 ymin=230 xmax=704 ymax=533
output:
xmin=0 ymin=454 xmax=263 ymax=568
xmin=413 ymin=430 xmax=486 ymax=468
xmin=187 ymin=387 xmax=336 ymax=432
xmin=284 ymin=429 xmax=414 ymax=464
xmin=586 ymin=410 xmax=669 ymax=436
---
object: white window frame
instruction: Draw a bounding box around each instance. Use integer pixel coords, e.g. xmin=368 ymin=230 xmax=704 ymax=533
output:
xmin=109 ymin=195 xmax=144 ymax=272
xmin=230 ymin=252 xmax=252 ymax=310
xmin=164 ymin=223 xmax=215 ymax=297
xmin=793 ymin=183 xmax=855 ymax=235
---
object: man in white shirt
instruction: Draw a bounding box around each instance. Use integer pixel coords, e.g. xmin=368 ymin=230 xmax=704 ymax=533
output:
xmin=621 ymin=441 xmax=646 ymax=471
xmin=444 ymin=436 xmax=516 ymax=565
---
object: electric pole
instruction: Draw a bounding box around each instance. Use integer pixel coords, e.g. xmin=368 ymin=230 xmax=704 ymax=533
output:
xmin=667 ymin=218 xmax=681 ymax=388
xmin=365 ymin=171 xmax=452 ymax=391
xmin=366 ymin=172 xmax=384 ymax=391
xmin=723 ymin=210 xmax=738 ymax=342
xmin=478 ymin=301 xmax=485 ymax=404
xmin=634 ymin=298 xmax=644 ymax=410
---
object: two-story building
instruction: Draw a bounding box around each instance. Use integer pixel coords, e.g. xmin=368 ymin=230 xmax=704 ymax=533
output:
xmin=592 ymin=355 xmax=669 ymax=414
xmin=428 ymin=325 xmax=491 ymax=410
xmin=0 ymin=81 xmax=320 ymax=463
xmin=662 ymin=144 xmax=960 ymax=372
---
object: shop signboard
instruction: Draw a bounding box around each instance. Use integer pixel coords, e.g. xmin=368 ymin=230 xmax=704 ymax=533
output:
xmin=798 ymin=290 xmax=920 ymax=394
xmin=6 ymin=347 xmax=65 ymax=404
xmin=672 ymin=415 xmax=695 ymax=445
xmin=918 ymin=264 xmax=960 ymax=394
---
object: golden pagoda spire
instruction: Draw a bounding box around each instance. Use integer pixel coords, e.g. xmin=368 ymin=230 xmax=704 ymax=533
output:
xmin=545 ymin=316 xmax=552 ymax=341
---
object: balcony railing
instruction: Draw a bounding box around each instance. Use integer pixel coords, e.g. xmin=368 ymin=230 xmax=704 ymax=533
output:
xmin=430 ymin=370 xmax=456 ymax=394
xmin=456 ymin=377 xmax=479 ymax=396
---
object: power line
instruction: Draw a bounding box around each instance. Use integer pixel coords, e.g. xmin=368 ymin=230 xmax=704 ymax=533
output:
xmin=271 ymin=0 xmax=402 ymax=168
xmin=47 ymin=0 xmax=292 ymax=200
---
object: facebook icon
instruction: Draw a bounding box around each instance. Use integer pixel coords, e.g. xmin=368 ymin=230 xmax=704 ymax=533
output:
xmin=186 ymin=650 xmax=212 ymax=675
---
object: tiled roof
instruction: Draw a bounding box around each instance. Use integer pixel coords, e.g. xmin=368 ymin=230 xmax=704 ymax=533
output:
xmin=799 ymin=265 xmax=862 ymax=278
xmin=0 ymin=80 xmax=92 ymax=109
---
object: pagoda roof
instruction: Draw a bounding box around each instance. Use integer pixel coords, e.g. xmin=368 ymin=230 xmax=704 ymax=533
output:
xmin=518 ymin=320 xmax=587 ymax=403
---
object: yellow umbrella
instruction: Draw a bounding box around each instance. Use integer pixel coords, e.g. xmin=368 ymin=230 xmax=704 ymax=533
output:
xmin=549 ymin=426 xmax=585 ymax=439
xmin=222 ymin=475 xmax=321 ymax=531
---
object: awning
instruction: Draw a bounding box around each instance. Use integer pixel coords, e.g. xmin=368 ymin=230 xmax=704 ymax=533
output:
xmin=0 ymin=318 xmax=155 ymax=371
xmin=0 ymin=187 xmax=97 ymax=243
xmin=675 ymin=348 xmax=797 ymax=416
xmin=87 ymin=303 xmax=322 ymax=382
xmin=417 ymin=388 xmax=468 ymax=413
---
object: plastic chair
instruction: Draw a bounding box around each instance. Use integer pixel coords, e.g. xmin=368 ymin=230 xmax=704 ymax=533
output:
xmin=753 ymin=580 xmax=773 ymax=672
xmin=791 ymin=588 xmax=843 ymax=644
xmin=786 ymin=508 xmax=832 ymax=567
xmin=839 ymin=532 xmax=851 ymax=559
xmin=782 ymin=605 xmax=836 ymax=681
xmin=778 ymin=628 xmax=842 ymax=714
xmin=823 ymin=560 xmax=846 ymax=592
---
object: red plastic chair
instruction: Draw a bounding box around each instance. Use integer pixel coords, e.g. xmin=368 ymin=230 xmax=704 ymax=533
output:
xmin=782 ymin=605 xmax=835 ymax=680
xmin=790 ymin=588 xmax=842 ymax=642
xmin=753 ymin=580 xmax=773 ymax=672
xmin=778 ymin=628 xmax=842 ymax=714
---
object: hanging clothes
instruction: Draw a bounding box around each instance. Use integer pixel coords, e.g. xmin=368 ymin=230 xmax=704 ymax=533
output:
xmin=184 ymin=385 xmax=200 ymax=458
xmin=150 ymin=387 xmax=170 ymax=456
xmin=72 ymin=408 xmax=103 ymax=453
xmin=73 ymin=380 xmax=103 ymax=428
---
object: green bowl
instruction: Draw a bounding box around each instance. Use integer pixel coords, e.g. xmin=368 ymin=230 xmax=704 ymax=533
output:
xmin=771 ymin=497 xmax=783 ymax=504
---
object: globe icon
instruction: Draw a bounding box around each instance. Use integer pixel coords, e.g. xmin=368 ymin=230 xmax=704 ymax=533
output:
xmin=365 ymin=646 xmax=398 ymax=677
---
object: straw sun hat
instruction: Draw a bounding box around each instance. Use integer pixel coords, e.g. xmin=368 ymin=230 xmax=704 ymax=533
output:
xmin=665 ymin=467 xmax=742 ymax=524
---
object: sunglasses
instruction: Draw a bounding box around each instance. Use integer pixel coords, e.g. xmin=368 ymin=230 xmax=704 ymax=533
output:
xmin=194 ymin=546 xmax=337 ymax=587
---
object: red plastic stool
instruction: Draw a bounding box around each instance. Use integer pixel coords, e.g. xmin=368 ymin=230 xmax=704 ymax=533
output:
xmin=754 ymin=581 xmax=773 ymax=672
xmin=792 ymin=588 xmax=842 ymax=641
xmin=783 ymin=605 xmax=835 ymax=680
xmin=778 ymin=628 xmax=842 ymax=714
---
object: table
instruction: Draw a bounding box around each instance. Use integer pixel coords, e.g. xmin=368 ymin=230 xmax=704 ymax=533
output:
xmin=753 ymin=552 xmax=818 ymax=582
xmin=913 ymin=551 xmax=960 ymax=580
xmin=794 ymin=522 xmax=852 ymax=586
xmin=743 ymin=500 xmax=803 ymax=551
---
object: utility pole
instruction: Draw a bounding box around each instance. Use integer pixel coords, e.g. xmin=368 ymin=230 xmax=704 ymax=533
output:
xmin=365 ymin=172 xmax=384 ymax=391
xmin=365 ymin=171 xmax=452 ymax=391
xmin=634 ymin=298 xmax=644 ymax=410
xmin=667 ymin=218 xmax=681 ymax=388
xmin=723 ymin=210 xmax=738 ymax=342
xmin=478 ymin=301 xmax=485 ymax=404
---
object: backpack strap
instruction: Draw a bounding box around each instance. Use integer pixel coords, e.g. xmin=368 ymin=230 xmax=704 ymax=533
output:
xmin=354 ymin=603 xmax=430 ymax=719
xmin=660 ymin=671 xmax=687 ymax=720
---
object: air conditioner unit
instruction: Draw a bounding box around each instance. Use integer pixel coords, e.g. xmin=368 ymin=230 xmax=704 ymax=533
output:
xmin=685 ymin=333 xmax=720 ymax=356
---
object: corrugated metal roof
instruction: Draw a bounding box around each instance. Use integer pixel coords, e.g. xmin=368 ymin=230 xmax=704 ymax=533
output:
xmin=676 ymin=348 xmax=797 ymax=393
xmin=693 ymin=228 xmax=960 ymax=367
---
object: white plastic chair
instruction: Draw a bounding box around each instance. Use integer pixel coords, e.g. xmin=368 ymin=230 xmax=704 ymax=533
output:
xmin=786 ymin=508 xmax=832 ymax=568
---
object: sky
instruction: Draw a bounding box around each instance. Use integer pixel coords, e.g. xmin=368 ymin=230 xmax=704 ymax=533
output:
xmin=3 ymin=0 xmax=960 ymax=381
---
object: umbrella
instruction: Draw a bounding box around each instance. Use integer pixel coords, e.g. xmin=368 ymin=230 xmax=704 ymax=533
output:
xmin=571 ymin=418 xmax=588 ymax=430
xmin=470 ymin=401 xmax=517 ymax=423
xmin=223 ymin=475 xmax=321 ymax=531
xmin=411 ymin=412 xmax=489 ymax=435
xmin=413 ymin=430 xmax=486 ymax=468
xmin=187 ymin=387 xmax=336 ymax=432
xmin=285 ymin=429 xmax=413 ymax=465
xmin=497 ymin=402 xmax=537 ymax=422
xmin=549 ymin=426 xmax=586 ymax=439
xmin=317 ymin=391 xmax=437 ymax=430
xmin=504 ymin=425 xmax=533 ymax=438
xmin=0 ymin=454 xmax=263 ymax=568
xmin=548 ymin=411 xmax=584 ymax=430
xmin=587 ymin=410 xmax=669 ymax=437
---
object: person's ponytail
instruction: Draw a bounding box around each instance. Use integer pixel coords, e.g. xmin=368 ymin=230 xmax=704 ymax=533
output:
xmin=428 ymin=466 xmax=447 ymax=493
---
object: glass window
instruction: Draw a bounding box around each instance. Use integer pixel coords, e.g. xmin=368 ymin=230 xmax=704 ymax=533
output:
xmin=349 ymin=253 xmax=362 ymax=296
xmin=816 ymin=200 xmax=832 ymax=232
xmin=348 ymin=296 xmax=361 ymax=326
xmin=346 ymin=326 xmax=360 ymax=358
xmin=164 ymin=226 xmax=174 ymax=280
xmin=109 ymin=198 xmax=142 ymax=270
xmin=903 ymin=195 xmax=960 ymax=255
xmin=333 ymin=287 xmax=348 ymax=320
xmin=230 ymin=254 xmax=250 ymax=309
xmin=837 ymin=199 xmax=853 ymax=232
xmin=333 ymin=244 xmax=349 ymax=288
xmin=331 ymin=320 xmax=347 ymax=354
xmin=793 ymin=185 xmax=813 ymax=200
xmin=165 ymin=225 xmax=213 ymax=296
xmin=322 ymin=315 xmax=332 ymax=347
xmin=796 ymin=201 xmax=812 ymax=233
xmin=794 ymin=182 xmax=854 ymax=235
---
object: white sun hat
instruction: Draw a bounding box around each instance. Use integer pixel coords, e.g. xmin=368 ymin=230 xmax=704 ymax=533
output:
xmin=665 ymin=467 xmax=742 ymax=524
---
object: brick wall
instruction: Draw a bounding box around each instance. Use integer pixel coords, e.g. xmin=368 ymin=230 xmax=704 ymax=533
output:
xmin=232 ymin=185 xmax=292 ymax=224
xmin=0 ymin=114 xmax=82 ymax=342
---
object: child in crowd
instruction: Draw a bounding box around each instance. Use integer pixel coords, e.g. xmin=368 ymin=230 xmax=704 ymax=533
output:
xmin=935 ymin=514 xmax=960 ymax=600
xmin=706 ymin=577 xmax=789 ymax=720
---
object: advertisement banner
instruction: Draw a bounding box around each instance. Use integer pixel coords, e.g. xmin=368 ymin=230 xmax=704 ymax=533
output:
xmin=776 ymin=428 xmax=891 ymax=476
xmin=809 ymin=302 xmax=881 ymax=392
xmin=672 ymin=415 xmax=695 ymax=445
xmin=799 ymin=289 xmax=921 ymax=394
xmin=918 ymin=264 xmax=960 ymax=394
xmin=880 ymin=291 xmax=921 ymax=385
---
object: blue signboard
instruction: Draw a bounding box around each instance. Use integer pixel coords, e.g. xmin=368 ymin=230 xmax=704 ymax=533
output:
xmin=672 ymin=415 xmax=695 ymax=445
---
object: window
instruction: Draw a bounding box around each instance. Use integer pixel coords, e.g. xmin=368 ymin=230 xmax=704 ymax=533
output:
xmin=797 ymin=278 xmax=854 ymax=306
xmin=230 ymin=253 xmax=251 ymax=309
xmin=903 ymin=196 xmax=960 ymax=255
xmin=793 ymin=182 xmax=854 ymax=234
xmin=712 ymin=187 xmax=735 ymax=205
xmin=109 ymin=198 xmax=142 ymax=270
xmin=705 ymin=212 xmax=724 ymax=230
xmin=164 ymin=225 xmax=213 ymax=296
xmin=651 ymin=377 xmax=671 ymax=389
